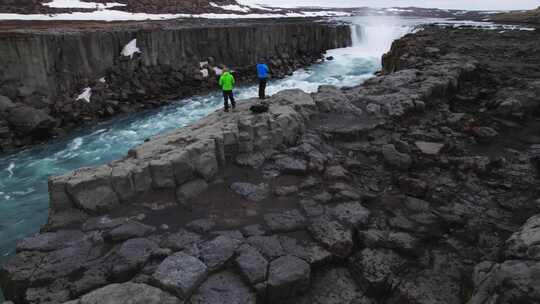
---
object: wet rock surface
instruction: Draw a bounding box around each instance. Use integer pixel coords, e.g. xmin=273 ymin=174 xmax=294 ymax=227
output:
xmin=3 ymin=25 xmax=540 ymax=303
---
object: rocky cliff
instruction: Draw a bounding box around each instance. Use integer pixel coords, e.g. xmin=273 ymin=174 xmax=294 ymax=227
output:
xmin=2 ymin=25 xmax=540 ymax=304
xmin=491 ymin=7 xmax=540 ymax=24
xmin=0 ymin=19 xmax=351 ymax=151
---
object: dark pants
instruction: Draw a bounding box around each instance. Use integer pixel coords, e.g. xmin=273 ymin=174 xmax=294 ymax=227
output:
xmin=258 ymin=78 xmax=267 ymax=99
xmin=223 ymin=90 xmax=235 ymax=110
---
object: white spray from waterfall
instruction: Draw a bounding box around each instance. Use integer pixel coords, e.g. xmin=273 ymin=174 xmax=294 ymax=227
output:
xmin=347 ymin=16 xmax=414 ymax=58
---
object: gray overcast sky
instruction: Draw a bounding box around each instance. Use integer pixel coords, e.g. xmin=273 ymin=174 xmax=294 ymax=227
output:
xmin=239 ymin=0 xmax=540 ymax=10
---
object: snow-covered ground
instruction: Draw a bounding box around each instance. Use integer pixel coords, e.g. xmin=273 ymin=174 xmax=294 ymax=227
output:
xmin=43 ymin=0 xmax=125 ymax=9
xmin=0 ymin=0 xmax=352 ymax=22
xmin=0 ymin=0 xmax=535 ymax=23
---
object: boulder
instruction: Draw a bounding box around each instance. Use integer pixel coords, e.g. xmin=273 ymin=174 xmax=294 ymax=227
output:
xmin=6 ymin=105 xmax=55 ymax=135
xmin=267 ymin=255 xmax=311 ymax=302
xmin=505 ymin=214 xmax=540 ymax=260
xmin=63 ymin=282 xmax=180 ymax=304
xmin=414 ymin=141 xmax=445 ymax=155
xmin=468 ymin=260 xmax=540 ymax=304
xmin=152 ymin=252 xmax=209 ymax=299
xmin=349 ymin=248 xmax=406 ymax=295
xmin=190 ymin=271 xmax=256 ymax=304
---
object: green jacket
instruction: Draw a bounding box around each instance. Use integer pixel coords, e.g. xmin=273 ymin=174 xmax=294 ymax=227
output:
xmin=219 ymin=72 xmax=235 ymax=91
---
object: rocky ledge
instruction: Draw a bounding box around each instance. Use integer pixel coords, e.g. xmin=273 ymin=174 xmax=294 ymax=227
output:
xmin=2 ymin=25 xmax=540 ymax=304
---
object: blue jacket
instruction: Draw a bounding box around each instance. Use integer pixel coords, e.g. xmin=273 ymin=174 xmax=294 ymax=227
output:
xmin=257 ymin=63 xmax=269 ymax=79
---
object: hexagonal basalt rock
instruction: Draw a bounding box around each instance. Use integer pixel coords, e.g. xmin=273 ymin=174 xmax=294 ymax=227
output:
xmin=186 ymin=219 xmax=216 ymax=234
xmin=199 ymin=236 xmax=242 ymax=270
xmin=264 ymin=209 xmax=307 ymax=232
xmin=267 ymin=255 xmax=311 ymax=302
xmin=294 ymin=267 xmax=373 ymax=304
xmin=105 ymin=221 xmax=155 ymax=243
xmin=111 ymin=238 xmax=158 ymax=279
xmin=230 ymin=182 xmax=270 ymax=202
xmin=235 ymin=244 xmax=268 ymax=285
xmin=246 ymin=235 xmax=286 ymax=259
xmin=160 ymin=229 xmax=203 ymax=251
xmin=152 ymin=252 xmax=209 ymax=299
xmin=190 ymin=271 xmax=256 ymax=304
xmin=63 ymin=282 xmax=181 ymax=304
xmin=65 ymin=165 xmax=120 ymax=213
xmin=308 ymin=215 xmax=354 ymax=258
xmin=348 ymin=248 xmax=407 ymax=295
xmin=16 ymin=230 xmax=88 ymax=252
xmin=328 ymin=201 xmax=370 ymax=228
xmin=275 ymin=156 xmax=308 ymax=175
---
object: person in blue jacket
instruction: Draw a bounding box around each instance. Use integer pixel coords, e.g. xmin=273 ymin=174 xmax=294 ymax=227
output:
xmin=256 ymin=60 xmax=270 ymax=99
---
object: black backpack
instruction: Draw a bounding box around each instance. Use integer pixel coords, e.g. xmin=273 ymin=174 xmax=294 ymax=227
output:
xmin=250 ymin=103 xmax=269 ymax=114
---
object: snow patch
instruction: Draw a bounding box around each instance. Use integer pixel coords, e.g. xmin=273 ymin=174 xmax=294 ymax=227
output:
xmin=200 ymin=69 xmax=209 ymax=78
xmin=210 ymin=2 xmax=251 ymax=13
xmin=200 ymin=61 xmax=209 ymax=68
xmin=214 ymin=66 xmax=223 ymax=76
xmin=385 ymin=8 xmax=413 ymax=13
xmin=43 ymin=0 xmax=125 ymax=9
xmin=99 ymin=77 xmax=106 ymax=83
xmin=435 ymin=20 xmax=537 ymax=32
xmin=0 ymin=10 xmax=190 ymax=21
xmin=121 ymin=39 xmax=140 ymax=59
xmin=0 ymin=7 xmax=349 ymax=21
xmin=77 ymin=87 xmax=92 ymax=103
xmin=243 ymin=3 xmax=278 ymax=11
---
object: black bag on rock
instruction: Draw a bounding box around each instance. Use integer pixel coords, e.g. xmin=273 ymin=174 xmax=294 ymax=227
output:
xmin=250 ymin=103 xmax=269 ymax=114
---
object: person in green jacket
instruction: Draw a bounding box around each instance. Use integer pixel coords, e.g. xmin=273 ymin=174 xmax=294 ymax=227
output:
xmin=218 ymin=67 xmax=236 ymax=112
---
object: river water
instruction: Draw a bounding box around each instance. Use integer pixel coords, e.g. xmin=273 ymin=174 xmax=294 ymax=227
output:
xmin=0 ymin=16 xmax=419 ymax=275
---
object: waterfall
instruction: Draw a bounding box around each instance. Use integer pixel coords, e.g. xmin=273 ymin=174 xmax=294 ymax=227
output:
xmin=347 ymin=16 xmax=414 ymax=57
xmin=350 ymin=24 xmax=363 ymax=46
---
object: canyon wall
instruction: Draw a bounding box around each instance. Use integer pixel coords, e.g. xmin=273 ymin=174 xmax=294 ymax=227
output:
xmin=0 ymin=19 xmax=351 ymax=150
